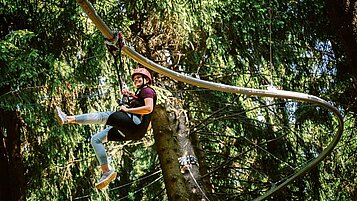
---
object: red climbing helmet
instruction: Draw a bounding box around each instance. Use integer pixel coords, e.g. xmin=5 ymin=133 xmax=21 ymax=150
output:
xmin=131 ymin=68 xmax=152 ymax=84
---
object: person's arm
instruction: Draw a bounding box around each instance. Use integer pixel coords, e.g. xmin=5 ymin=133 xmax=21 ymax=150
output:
xmin=119 ymin=98 xmax=154 ymax=115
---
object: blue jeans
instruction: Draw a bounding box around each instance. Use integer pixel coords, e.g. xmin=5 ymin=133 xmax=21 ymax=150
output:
xmin=74 ymin=111 xmax=141 ymax=165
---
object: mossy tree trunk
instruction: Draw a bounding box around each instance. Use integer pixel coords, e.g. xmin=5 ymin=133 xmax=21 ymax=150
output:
xmin=152 ymin=97 xmax=212 ymax=201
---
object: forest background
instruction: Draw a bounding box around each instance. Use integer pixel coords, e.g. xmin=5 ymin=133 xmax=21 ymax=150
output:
xmin=0 ymin=0 xmax=356 ymax=200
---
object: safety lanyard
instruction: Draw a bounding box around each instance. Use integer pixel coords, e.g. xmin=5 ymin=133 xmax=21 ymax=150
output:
xmin=105 ymin=32 xmax=128 ymax=105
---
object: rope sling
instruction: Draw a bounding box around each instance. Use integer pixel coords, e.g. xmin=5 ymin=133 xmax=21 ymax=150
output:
xmin=105 ymin=32 xmax=137 ymax=106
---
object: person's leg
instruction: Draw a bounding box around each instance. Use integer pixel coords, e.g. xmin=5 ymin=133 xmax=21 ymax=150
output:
xmin=91 ymin=127 xmax=110 ymax=167
xmin=55 ymin=107 xmax=117 ymax=189
xmin=55 ymin=106 xmax=112 ymax=125
xmin=71 ymin=111 xmax=112 ymax=125
xmin=91 ymin=127 xmax=117 ymax=189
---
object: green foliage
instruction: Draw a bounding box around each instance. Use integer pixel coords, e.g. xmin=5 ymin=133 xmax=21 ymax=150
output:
xmin=0 ymin=1 xmax=169 ymax=200
xmin=0 ymin=0 xmax=356 ymax=200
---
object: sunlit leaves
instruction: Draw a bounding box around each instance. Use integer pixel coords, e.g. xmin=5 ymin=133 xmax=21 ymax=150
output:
xmin=1 ymin=0 xmax=355 ymax=200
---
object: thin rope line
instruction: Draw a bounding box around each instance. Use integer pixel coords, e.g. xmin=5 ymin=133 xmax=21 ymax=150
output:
xmin=110 ymin=169 xmax=162 ymax=191
xmin=117 ymin=175 xmax=163 ymax=201
xmin=187 ymin=166 xmax=211 ymax=201
xmin=72 ymin=170 xmax=162 ymax=200
xmin=241 ymin=135 xmax=295 ymax=170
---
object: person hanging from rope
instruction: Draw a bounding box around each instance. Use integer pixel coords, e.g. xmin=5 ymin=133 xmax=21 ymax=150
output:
xmin=54 ymin=67 xmax=156 ymax=190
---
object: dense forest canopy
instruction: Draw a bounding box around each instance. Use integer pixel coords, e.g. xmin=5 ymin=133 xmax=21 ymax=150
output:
xmin=0 ymin=0 xmax=356 ymax=200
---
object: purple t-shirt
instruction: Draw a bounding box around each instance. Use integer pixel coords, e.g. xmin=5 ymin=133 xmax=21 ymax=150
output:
xmin=129 ymin=87 xmax=156 ymax=110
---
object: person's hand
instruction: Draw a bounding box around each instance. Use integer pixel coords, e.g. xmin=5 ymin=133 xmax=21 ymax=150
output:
xmin=119 ymin=105 xmax=129 ymax=112
xmin=122 ymin=82 xmax=130 ymax=95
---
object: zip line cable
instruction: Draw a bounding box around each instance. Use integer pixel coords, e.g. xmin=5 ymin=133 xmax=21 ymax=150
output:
xmin=75 ymin=0 xmax=344 ymax=200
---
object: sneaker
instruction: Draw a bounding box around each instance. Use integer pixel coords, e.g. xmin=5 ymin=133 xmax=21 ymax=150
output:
xmin=95 ymin=170 xmax=117 ymax=190
xmin=55 ymin=106 xmax=68 ymax=125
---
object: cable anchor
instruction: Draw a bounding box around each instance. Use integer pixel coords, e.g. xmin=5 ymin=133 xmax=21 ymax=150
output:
xmin=178 ymin=155 xmax=198 ymax=166
xmin=105 ymin=31 xmax=125 ymax=56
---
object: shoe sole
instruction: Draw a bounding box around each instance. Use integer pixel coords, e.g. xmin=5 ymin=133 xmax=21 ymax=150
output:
xmin=55 ymin=107 xmax=64 ymax=125
xmin=96 ymin=172 xmax=117 ymax=190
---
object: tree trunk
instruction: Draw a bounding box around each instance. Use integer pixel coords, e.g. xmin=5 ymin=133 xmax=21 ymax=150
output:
xmin=325 ymin=0 xmax=357 ymax=117
xmin=152 ymin=101 xmax=190 ymax=201
xmin=326 ymin=0 xmax=357 ymax=76
xmin=0 ymin=102 xmax=25 ymax=201
xmin=168 ymin=98 xmax=213 ymax=201
xmin=152 ymin=97 xmax=212 ymax=200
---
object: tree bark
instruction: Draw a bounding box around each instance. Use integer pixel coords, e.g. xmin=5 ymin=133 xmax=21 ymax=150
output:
xmin=168 ymin=98 xmax=213 ymax=201
xmin=0 ymin=107 xmax=25 ymax=201
xmin=152 ymin=101 xmax=190 ymax=201
xmin=152 ymin=97 xmax=212 ymax=201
